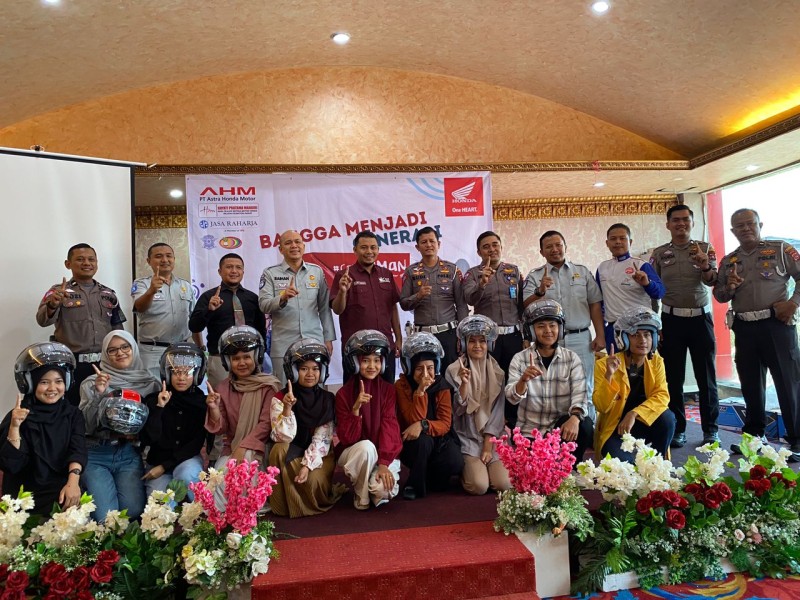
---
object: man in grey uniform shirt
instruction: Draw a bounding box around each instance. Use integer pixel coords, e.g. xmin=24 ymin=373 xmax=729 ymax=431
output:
xmin=131 ymin=242 xmax=201 ymax=379
xmin=259 ymin=230 xmax=336 ymax=386
xmin=650 ymin=204 xmax=719 ymax=448
xmin=714 ymin=208 xmax=800 ymax=461
xmin=523 ymin=231 xmax=604 ymax=412
xmin=399 ymin=226 xmax=469 ymax=372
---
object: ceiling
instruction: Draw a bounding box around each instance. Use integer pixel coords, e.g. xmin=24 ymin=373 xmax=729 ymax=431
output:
xmin=6 ymin=0 xmax=800 ymax=202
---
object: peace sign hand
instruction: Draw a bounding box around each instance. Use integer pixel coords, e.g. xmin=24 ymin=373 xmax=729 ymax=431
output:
xmin=632 ymin=268 xmax=650 ymax=286
xmin=10 ymin=393 xmax=29 ymax=427
xmin=92 ymin=364 xmax=110 ymax=395
xmin=208 ymin=286 xmax=223 ymax=311
xmin=157 ymin=380 xmax=172 ymax=407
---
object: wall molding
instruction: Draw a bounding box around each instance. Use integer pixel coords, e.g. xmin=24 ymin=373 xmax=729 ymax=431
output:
xmin=492 ymin=194 xmax=678 ymax=221
xmin=135 ymin=205 xmax=186 ymax=229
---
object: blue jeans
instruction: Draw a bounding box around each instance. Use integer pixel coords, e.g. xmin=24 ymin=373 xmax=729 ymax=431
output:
xmin=144 ymin=455 xmax=205 ymax=502
xmin=83 ymin=442 xmax=146 ymax=521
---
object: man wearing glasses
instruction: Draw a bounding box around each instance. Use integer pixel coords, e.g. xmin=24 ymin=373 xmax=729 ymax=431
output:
xmin=714 ymin=208 xmax=800 ymax=462
xmin=36 ymin=243 xmax=126 ymax=405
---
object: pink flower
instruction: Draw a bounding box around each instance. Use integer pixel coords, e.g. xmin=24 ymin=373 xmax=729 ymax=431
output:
xmin=492 ymin=428 xmax=575 ymax=496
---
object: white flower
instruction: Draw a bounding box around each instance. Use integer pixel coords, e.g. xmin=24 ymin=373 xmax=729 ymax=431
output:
xmin=620 ymin=433 xmax=636 ymax=453
xmin=734 ymin=529 xmax=745 ymax=541
xmin=248 ymin=538 xmax=267 ymax=561
xmin=226 ymin=532 xmax=242 ymax=549
xmin=104 ymin=510 xmax=130 ymax=532
xmin=251 ymin=558 xmax=270 ymax=577
xmin=178 ymin=502 xmax=205 ymax=532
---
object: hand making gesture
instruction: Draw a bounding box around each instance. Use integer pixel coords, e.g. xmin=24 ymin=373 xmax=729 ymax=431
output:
xmin=282 ymin=381 xmax=297 ymax=417
xmin=47 ymin=277 xmax=69 ymax=311
xmin=352 ymin=379 xmax=371 ymax=416
xmin=157 ymin=380 xmax=172 ymax=408
xmin=632 ymin=267 xmax=650 ymax=286
xmin=208 ymin=285 xmax=224 ymax=311
xmin=10 ymin=393 xmax=29 ymax=428
xmin=537 ymin=266 xmax=553 ymax=295
xmin=479 ymin=257 xmax=495 ymax=287
xmin=92 ymin=364 xmax=111 ymax=395
xmin=605 ymin=346 xmax=620 ymax=383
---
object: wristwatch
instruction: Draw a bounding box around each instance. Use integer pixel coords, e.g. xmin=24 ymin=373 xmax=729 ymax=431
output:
xmin=420 ymin=419 xmax=430 ymax=434
xmin=69 ymin=468 xmax=82 ymax=476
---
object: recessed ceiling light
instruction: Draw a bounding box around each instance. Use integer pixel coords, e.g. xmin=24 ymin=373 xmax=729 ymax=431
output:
xmin=593 ymin=181 xmax=606 ymax=188
xmin=745 ymin=164 xmax=759 ymax=171
xmin=331 ymin=32 xmax=351 ymax=45
xmin=673 ymin=177 xmax=683 ymax=181
xmin=591 ymin=1 xmax=610 ymax=14
xmin=42 ymin=0 xmax=61 ymax=4
xmin=169 ymin=189 xmax=184 ymax=199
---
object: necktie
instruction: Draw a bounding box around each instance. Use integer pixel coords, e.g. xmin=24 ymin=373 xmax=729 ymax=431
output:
xmin=232 ymin=290 xmax=246 ymax=326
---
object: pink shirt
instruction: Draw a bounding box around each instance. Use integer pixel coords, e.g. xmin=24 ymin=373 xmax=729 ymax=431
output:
xmin=205 ymin=378 xmax=274 ymax=456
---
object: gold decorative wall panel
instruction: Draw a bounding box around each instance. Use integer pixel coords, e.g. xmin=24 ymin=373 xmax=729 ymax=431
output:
xmin=135 ymin=206 xmax=187 ymax=229
xmin=493 ymin=195 xmax=678 ymax=221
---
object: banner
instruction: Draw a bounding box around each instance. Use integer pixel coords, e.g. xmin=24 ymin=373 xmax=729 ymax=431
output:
xmin=186 ymin=172 xmax=493 ymax=381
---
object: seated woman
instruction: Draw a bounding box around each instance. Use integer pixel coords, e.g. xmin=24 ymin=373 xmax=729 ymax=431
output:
xmin=141 ymin=343 xmax=208 ymax=501
xmin=395 ymin=332 xmax=463 ymax=500
xmin=335 ymin=330 xmax=403 ymax=510
xmin=205 ymin=325 xmax=280 ymax=510
xmin=444 ymin=315 xmax=510 ymax=496
xmin=80 ymin=330 xmax=159 ymax=520
xmin=1 ymin=342 xmax=87 ymax=515
xmin=594 ymin=306 xmax=676 ymax=461
xmin=268 ymin=339 xmax=343 ymax=517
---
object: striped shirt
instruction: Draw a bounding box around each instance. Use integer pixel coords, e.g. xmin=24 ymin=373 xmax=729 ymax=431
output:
xmin=505 ymin=346 xmax=588 ymax=437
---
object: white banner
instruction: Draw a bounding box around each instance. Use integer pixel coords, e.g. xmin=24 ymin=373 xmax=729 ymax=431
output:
xmin=186 ymin=172 xmax=493 ymax=381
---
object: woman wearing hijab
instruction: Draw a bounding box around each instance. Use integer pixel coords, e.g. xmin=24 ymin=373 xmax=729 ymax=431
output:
xmin=205 ymin=325 xmax=280 ymax=511
xmin=395 ymin=332 xmax=463 ymax=500
xmin=1 ymin=342 xmax=87 ymax=515
xmin=445 ymin=316 xmax=511 ymax=495
xmin=267 ymin=339 xmax=343 ymax=517
xmin=80 ymin=330 xmax=160 ymax=520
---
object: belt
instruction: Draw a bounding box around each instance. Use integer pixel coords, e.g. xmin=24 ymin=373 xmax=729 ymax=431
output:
xmin=76 ymin=352 xmax=101 ymax=363
xmin=662 ymin=304 xmax=708 ymax=318
xmin=496 ymin=325 xmax=518 ymax=335
xmin=565 ymin=327 xmax=590 ymax=335
xmin=415 ymin=321 xmax=458 ymax=334
xmin=735 ymin=308 xmax=773 ymax=322
xmin=140 ymin=340 xmax=171 ymax=348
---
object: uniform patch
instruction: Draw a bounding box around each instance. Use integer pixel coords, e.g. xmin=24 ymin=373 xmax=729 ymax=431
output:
xmin=625 ymin=267 xmax=635 ymax=275
xmin=785 ymin=245 xmax=800 ymax=261
xmin=760 ymin=249 xmax=777 ymax=256
xmin=259 ymin=273 xmax=266 ymax=290
xmin=131 ymin=283 xmax=138 ymax=295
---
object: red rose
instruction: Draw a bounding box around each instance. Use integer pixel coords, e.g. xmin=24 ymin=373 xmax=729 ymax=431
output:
xmin=44 ymin=592 xmax=63 ymax=600
xmin=50 ymin=575 xmax=73 ymax=597
xmin=96 ymin=550 xmax=120 ymax=567
xmin=649 ymin=491 xmax=666 ymax=508
xmin=683 ymin=483 xmax=705 ymax=499
xmin=76 ymin=590 xmax=94 ymax=600
xmin=69 ymin=566 xmax=91 ymax=591
xmin=0 ymin=564 xmax=8 ymax=582
xmin=662 ymin=490 xmax=681 ymax=507
xmin=89 ymin=562 xmax=113 ymax=584
xmin=665 ymin=509 xmax=686 ymax=530
xmin=636 ymin=496 xmax=653 ymax=514
xmin=750 ymin=465 xmax=768 ymax=480
xmin=713 ymin=482 xmax=732 ymax=501
xmin=40 ymin=563 xmax=67 ymax=586
xmin=703 ymin=488 xmax=722 ymax=509
xmin=4 ymin=571 xmax=29 ymax=593
xmin=1 ymin=590 xmax=25 ymax=600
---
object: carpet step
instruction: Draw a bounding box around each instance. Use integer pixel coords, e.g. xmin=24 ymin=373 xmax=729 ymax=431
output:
xmin=253 ymin=521 xmax=539 ymax=600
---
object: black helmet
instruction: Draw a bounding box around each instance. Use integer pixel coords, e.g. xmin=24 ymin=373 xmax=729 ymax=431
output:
xmin=14 ymin=342 xmax=76 ymax=394
xmin=456 ymin=314 xmax=499 ymax=353
xmin=99 ymin=389 xmax=149 ymax=435
xmin=218 ymin=325 xmax=265 ymax=372
xmin=160 ymin=343 xmax=207 ymax=387
xmin=400 ymin=332 xmax=445 ymax=375
xmin=522 ymin=299 xmax=565 ymax=343
xmin=344 ymin=330 xmax=390 ymax=375
xmin=614 ymin=306 xmax=661 ymax=355
xmin=283 ymin=338 xmax=330 ymax=385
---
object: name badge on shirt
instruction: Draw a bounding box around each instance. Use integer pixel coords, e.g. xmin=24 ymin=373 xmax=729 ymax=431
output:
xmin=509 ymin=286 xmax=517 ymax=299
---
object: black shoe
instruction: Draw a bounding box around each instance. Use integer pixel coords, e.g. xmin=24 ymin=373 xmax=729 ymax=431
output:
xmin=789 ymin=442 xmax=800 ymax=463
xmin=403 ymin=486 xmax=417 ymax=501
xmin=730 ymin=443 xmax=743 ymax=455
xmin=701 ymin=433 xmax=721 ymax=445
xmin=670 ymin=432 xmax=687 ymax=448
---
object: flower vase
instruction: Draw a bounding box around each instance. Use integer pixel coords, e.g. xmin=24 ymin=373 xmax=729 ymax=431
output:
xmin=601 ymin=559 xmax=741 ymax=592
xmin=514 ymin=530 xmax=570 ymax=598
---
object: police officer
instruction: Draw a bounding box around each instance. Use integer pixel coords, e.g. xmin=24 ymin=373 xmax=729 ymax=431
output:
xmin=651 ymin=205 xmax=720 ymax=448
xmin=259 ymin=230 xmax=336 ymax=386
xmin=399 ymin=227 xmax=469 ymax=371
xmin=36 ymin=243 xmax=125 ymax=405
xmin=524 ymin=231 xmax=604 ymax=414
xmin=462 ymin=231 xmax=523 ymax=426
xmin=132 ymin=243 xmax=201 ymax=379
xmin=714 ymin=208 xmax=800 ymax=461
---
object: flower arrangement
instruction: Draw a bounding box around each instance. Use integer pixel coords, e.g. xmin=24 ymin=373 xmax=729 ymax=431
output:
xmin=492 ymin=428 xmax=593 ymax=540
xmin=573 ymin=433 xmax=800 ymax=593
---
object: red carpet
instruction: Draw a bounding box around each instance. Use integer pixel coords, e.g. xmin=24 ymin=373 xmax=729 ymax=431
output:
xmin=253 ymin=521 xmax=537 ymax=600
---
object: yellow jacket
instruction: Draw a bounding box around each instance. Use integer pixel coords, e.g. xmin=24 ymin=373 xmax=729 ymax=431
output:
xmin=593 ymin=351 xmax=669 ymax=455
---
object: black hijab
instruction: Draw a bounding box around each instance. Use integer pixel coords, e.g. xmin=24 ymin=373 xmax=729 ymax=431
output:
xmin=285 ymin=382 xmax=335 ymax=463
xmin=22 ymin=367 xmax=75 ymax=472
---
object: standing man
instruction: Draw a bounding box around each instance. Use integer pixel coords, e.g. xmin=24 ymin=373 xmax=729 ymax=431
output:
xmin=259 ymin=230 xmax=336 ymax=386
xmin=462 ymin=231 xmax=524 ymax=427
xmin=332 ymin=230 xmax=403 ymax=383
xmin=36 ymin=243 xmax=126 ymax=405
xmin=399 ymin=227 xmax=469 ymax=370
xmin=523 ymin=230 xmax=605 ymax=413
xmin=651 ymin=205 xmax=720 ymax=448
xmin=596 ymin=223 xmax=665 ymax=350
xmin=132 ymin=242 xmax=201 ymax=379
xmin=189 ymin=253 xmax=266 ymax=386
xmin=714 ymin=208 xmax=800 ymax=461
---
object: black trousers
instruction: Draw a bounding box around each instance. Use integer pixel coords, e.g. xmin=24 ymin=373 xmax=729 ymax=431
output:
xmin=491 ymin=330 xmax=524 ymax=430
xmin=733 ymin=317 xmax=800 ymax=444
xmin=552 ymin=414 xmax=594 ymax=464
xmin=433 ymin=328 xmax=459 ymax=377
xmin=660 ymin=312 xmax=719 ymax=435
xmin=602 ymin=410 xmax=676 ymax=461
xmin=400 ymin=433 xmax=464 ymax=497
xmin=68 ymin=359 xmax=98 ymax=406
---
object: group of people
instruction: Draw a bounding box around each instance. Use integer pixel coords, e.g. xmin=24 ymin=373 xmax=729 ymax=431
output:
xmin=3 ymin=204 xmax=799 ymax=520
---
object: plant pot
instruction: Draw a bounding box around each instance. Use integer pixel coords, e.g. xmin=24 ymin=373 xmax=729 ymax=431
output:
xmin=514 ymin=530 xmax=570 ymax=598
xmin=601 ymin=559 xmax=741 ymax=592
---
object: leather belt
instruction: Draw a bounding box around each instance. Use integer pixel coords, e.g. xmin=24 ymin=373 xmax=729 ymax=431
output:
xmin=735 ymin=309 xmax=773 ymax=322
xmin=565 ymin=327 xmax=590 ymax=335
xmin=415 ymin=321 xmax=458 ymax=334
xmin=76 ymin=352 xmax=101 ymax=363
xmin=662 ymin=304 xmax=708 ymax=318
xmin=496 ymin=325 xmax=518 ymax=335
xmin=140 ymin=340 xmax=171 ymax=347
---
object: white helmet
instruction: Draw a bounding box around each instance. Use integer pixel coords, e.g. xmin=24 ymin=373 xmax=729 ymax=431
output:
xmin=614 ymin=306 xmax=661 ymax=355
xmin=522 ymin=299 xmax=565 ymax=344
xmin=457 ymin=314 xmax=499 ymax=353
xmin=344 ymin=330 xmax=391 ymax=375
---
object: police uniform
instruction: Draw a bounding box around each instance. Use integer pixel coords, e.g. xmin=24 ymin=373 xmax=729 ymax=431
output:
xmin=36 ymin=279 xmax=125 ymax=405
xmin=651 ymin=240 xmax=719 ymax=440
xmin=524 ymin=261 xmax=602 ymax=411
xmin=399 ymin=259 xmax=468 ymax=370
xmin=131 ymin=275 xmax=195 ymax=379
xmin=258 ymin=260 xmax=336 ymax=386
xmin=714 ymin=239 xmax=800 ymax=449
